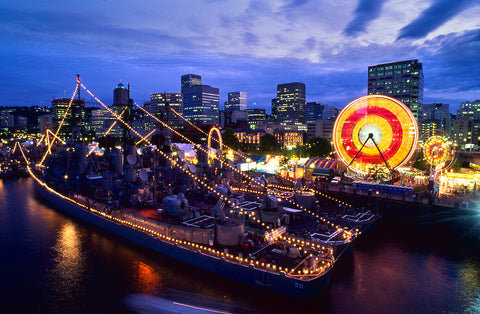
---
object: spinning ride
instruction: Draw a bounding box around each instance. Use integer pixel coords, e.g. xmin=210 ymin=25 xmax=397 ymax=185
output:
xmin=422 ymin=131 xmax=456 ymax=170
xmin=333 ymin=95 xmax=419 ymax=174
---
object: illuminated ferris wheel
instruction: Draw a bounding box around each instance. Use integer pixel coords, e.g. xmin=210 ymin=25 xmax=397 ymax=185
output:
xmin=333 ymin=95 xmax=419 ymax=174
xmin=422 ymin=131 xmax=456 ymax=170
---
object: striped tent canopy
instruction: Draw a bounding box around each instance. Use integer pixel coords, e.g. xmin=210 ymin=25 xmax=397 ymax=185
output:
xmin=304 ymin=158 xmax=338 ymax=169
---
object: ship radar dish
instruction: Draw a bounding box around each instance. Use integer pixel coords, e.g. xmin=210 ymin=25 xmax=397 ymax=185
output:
xmin=127 ymin=154 xmax=136 ymax=165
xmin=333 ymin=95 xmax=419 ymax=174
xmin=188 ymin=163 xmax=197 ymax=174
xmin=422 ymin=130 xmax=456 ymax=170
xmin=139 ymin=169 xmax=148 ymax=181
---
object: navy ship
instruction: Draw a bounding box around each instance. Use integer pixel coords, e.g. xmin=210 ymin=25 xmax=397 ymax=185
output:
xmin=24 ymin=77 xmax=338 ymax=300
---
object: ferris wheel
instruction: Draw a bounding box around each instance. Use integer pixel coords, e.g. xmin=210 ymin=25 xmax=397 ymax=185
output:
xmin=422 ymin=131 xmax=456 ymax=170
xmin=333 ymin=95 xmax=419 ymax=174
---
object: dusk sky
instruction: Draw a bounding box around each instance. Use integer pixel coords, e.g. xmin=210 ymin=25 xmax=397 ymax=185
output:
xmin=1 ymin=0 xmax=479 ymax=113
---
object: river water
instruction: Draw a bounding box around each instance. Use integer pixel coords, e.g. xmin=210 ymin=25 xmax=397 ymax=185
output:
xmin=1 ymin=177 xmax=479 ymax=313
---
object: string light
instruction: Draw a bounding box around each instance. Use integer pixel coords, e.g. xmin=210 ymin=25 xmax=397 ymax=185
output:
xmin=18 ymin=80 xmax=361 ymax=281
xmin=39 ymin=83 xmax=79 ymax=166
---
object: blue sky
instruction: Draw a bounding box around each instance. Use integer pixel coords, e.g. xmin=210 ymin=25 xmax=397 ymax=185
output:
xmin=0 ymin=0 xmax=479 ymax=113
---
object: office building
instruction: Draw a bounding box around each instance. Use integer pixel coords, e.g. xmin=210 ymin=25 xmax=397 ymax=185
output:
xmin=271 ymin=98 xmax=277 ymax=121
xmin=225 ymin=91 xmax=247 ymax=112
xmin=145 ymin=93 xmax=183 ymax=126
xmin=182 ymin=74 xmax=219 ymax=124
xmin=220 ymin=110 xmax=248 ymax=129
xmin=453 ymin=99 xmax=480 ymax=150
xmin=368 ymin=59 xmax=423 ymax=121
xmin=0 ymin=110 xmax=15 ymax=128
xmin=421 ymin=103 xmax=451 ymax=136
xmin=305 ymin=102 xmax=323 ymax=124
xmin=314 ymin=120 xmax=336 ymax=141
xmin=276 ymin=82 xmax=306 ymax=124
xmin=51 ymin=98 xmax=85 ymax=139
xmin=38 ymin=114 xmax=53 ymax=133
xmin=113 ymin=82 xmax=129 ymax=106
xmin=181 ymin=74 xmax=202 ymax=92
xmin=247 ymin=108 xmax=267 ymax=130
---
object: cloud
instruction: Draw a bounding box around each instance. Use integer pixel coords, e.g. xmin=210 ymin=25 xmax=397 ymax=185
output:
xmin=343 ymin=0 xmax=388 ymax=37
xmin=421 ymin=29 xmax=480 ymax=95
xmin=281 ymin=0 xmax=310 ymax=9
xmin=243 ymin=32 xmax=260 ymax=46
xmin=397 ymin=0 xmax=478 ymax=40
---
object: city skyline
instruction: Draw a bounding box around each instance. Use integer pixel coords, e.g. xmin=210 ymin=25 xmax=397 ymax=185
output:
xmin=0 ymin=0 xmax=479 ymax=113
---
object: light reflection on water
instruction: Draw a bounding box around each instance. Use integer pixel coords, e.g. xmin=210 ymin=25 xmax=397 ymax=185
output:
xmin=131 ymin=260 xmax=163 ymax=295
xmin=0 ymin=177 xmax=479 ymax=313
xmin=48 ymin=222 xmax=85 ymax=300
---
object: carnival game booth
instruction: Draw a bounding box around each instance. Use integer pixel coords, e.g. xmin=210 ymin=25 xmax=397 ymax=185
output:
xmin=304 ymin=158 xmax=339 ymax=181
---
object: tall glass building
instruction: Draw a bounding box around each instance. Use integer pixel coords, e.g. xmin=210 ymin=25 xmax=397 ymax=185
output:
xmin=368 ymin=59 xmax=423 ymax=122
xmin=305 ymin=101 xmax=323 ymax=124
xmin=146 ymin=93 xmax=183 ymax=126
xmin=182 ymin=84 xmax=219 ymax=124
xmin=246 ymin=108 xmax=266 ymax=129
xmin=51 ymin=98 xmax=85 ymax=139
xmin=453 ymin=99 xmax=480 ymax=150
xmin=276 ymin=82 xmax=306 ymax=124
xmin=181 ymin=74 xmax=202 ymax=92
xmin=225 ymin=91 xmax=247 ymax=112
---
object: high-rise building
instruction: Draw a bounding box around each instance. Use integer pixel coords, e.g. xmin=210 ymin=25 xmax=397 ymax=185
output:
xmin=182 ymin=83 xmax=219 ymax=124
xmin=246 ymin=108 xmax=266 ymax=130
xmin=305 ymin=102 xmax=323 ymax=124
xmin=271 ymin=98 xmax=277 ymax=121
xmin=276 ymin=82 xmax=306 ymax=124
xmin=38 ymin=114 xmax=53 ymax=133
xmin=181 ymin=74 xmax=202 ymax=92
xmin=51 ymin=98 xmax=85 ymax=139
xmin=225 ymin=91 xmax=247 ymax=112
xmin=453 ymin=99 xmax=480 ymax=150
xmin=91 ymin=108 xmax=111 ymax=137
xmin=113 ymin=82 xmax=129 ymax=106
xmin=110 ymin=82 xmax=133 ymax=138
xmin=368 ymin=59 xmax=424 ymax=121
xmin=0 ymin=110 xmax=15 ymax=128
xmin=145 ymin=93 xmax=183 ymax=126
xmin=314 ymin=120 xmax=336 ymax=141
xmin=421 ymin=103 xmax=451 ymax=137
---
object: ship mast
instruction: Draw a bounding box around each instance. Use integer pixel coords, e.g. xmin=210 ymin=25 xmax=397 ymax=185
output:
xmin=69 ymin=74 xmax=83 ymax=144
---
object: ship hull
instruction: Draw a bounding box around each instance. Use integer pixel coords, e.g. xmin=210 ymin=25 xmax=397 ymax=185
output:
xmin=32 ymin=176 xmax=332 ymax=300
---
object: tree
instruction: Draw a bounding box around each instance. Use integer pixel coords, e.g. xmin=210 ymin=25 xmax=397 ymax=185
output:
xmin=222 ymin=128 xmax=240 ymax=151
xmin=259 ymin=133 xmax=281 ymax=154
xmin=306 ymin=137 xmax=332 ymax=158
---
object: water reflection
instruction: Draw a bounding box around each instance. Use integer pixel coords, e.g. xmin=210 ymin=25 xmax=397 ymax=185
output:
xmin=131 ymin=260 xmax=162 ymax=294
xmin=48 ymin=222 xmax=85 ymax=299
xmin=456 ymin=257 xmax=480 ymax=313
xmin=2 ymin=177 xmax=480 ymax=313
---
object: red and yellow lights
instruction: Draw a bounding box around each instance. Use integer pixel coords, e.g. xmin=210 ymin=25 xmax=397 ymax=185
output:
xmin=333 ymin=95 xmax=419 ymax=173
xmin=423 ymin=135 xmax=454 ymax=169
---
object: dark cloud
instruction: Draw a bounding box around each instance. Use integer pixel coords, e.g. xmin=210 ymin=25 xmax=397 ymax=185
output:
xmin=0 ymin=0 xmax=478 ymax=113
xmin=0 ymin=6 xmax=205 ymax=55
xmin=421 ymin=29 xmax=480 ymax=98
xmin=397 ymin=0 xmax=478 ymax=40
xmin=343 ymin=0 xmax=387 ymax=37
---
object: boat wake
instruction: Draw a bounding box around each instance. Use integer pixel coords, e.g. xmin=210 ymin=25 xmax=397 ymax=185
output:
xmin=123 ymin=291 xmax=241 ymax=314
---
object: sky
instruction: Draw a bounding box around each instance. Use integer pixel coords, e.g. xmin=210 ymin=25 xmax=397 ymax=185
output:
xmin=0 ymin=0 xmax=479 ymax=114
